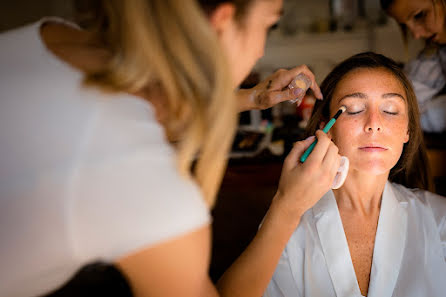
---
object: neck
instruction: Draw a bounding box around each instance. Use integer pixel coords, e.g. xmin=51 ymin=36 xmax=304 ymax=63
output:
xmin=40 ymin=22 xmax=110 ymax=73
xmin=333 ymin=170 xmax=389 ymax=216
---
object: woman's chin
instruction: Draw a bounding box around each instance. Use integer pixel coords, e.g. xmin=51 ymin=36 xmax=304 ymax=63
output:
xmin=350 ymin=160 xmax=393 ymax=176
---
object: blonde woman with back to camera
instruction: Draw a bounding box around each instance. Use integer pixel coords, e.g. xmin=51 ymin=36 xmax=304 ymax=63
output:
xmin=0 ymin=0 xmax=342 ymax=297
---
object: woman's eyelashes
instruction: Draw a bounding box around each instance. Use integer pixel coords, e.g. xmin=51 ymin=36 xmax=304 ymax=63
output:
xmin=343 ymin=106 xmax=400 ymax=116
xmin=345 ymin=105 xmax=364 ymax=115
xmin=347 ymin=110 xmax=363 ymax=115
xmin=381 ymin=102 xmax=401 ymax=115
xmin=413 ymin=10 xmax=428 ymax=24
xmin=267 ymin=22 xmax=279 ymax=35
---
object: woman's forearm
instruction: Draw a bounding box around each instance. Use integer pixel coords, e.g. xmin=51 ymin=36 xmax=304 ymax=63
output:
xmin=216 ymin=132 xmax=339 ymax=297
xmin=216 ymin=197 xmax=303 ymax=297
xmin=237 ymin=88 xmax=256 ymax=112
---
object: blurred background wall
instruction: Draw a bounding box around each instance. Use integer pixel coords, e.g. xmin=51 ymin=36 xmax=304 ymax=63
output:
xmin=0 ymin=0 xmax=423 ymax=74
xmin=255 ymin=0 xmax=423 ymax=83
xmin=0 ymin=0 xmax=73 ymax=32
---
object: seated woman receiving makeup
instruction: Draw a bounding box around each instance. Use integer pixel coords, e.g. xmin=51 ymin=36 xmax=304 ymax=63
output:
xmin=264 ymin=52 xmax=446 ymax=297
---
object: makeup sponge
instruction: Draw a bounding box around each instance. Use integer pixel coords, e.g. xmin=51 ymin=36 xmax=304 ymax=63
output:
xmin=332 ymin=156 xmax=349 ymax=189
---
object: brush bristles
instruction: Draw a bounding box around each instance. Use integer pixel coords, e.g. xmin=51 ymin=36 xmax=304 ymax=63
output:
xmin=333 ymin=105 xmax=346 ymax=120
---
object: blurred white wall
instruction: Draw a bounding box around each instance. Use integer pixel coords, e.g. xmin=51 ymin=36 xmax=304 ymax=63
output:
xmin=0 ymin=0 xmax=423 ymax=83
xmin=255 ymin=0 xmax=424 ymax=82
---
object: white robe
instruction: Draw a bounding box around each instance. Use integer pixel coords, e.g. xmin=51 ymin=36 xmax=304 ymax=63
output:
xmin=264 ymin=182 xmax=446 ymax=297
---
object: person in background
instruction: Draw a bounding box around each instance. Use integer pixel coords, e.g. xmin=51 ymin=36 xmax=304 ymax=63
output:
xmin=382 ymin=0 xmax=446 ymax=132
xmin=0 ymin=1 xmax=340 ymax=297
xmin=264 ymin=52 xmax=446 ymax=297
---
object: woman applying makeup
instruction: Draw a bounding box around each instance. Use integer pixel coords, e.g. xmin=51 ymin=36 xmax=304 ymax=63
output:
xmin=382 ymin=0 xmax=446 ymax=132
xmin=264 ymin=52 xmax=446 ymax=297
xmin=0 ymin=1 xmax=340 ymax=297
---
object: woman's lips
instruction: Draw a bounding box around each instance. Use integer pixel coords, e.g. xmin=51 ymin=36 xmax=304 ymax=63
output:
xmin=431 ymin=33 xmax=444 ymax=44
xmin=359 ymin=146 xmax=387 ymax=152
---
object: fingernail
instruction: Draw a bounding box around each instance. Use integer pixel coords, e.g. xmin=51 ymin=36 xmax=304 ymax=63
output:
xmin=306 ymin=136 xmax=315 ymax=141
xmin=293 ymin=88 xmax=304 ymax=97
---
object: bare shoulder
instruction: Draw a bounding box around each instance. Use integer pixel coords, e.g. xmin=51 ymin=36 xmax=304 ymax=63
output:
xmin=115 ymin=225 xmax=218 ymax=297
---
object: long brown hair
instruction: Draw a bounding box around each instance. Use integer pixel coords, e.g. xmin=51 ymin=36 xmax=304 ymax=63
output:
xmin=72 ymin=0 xmax=256 ymax=206
xmin=306 ymin=52 xmax=433 ymax=191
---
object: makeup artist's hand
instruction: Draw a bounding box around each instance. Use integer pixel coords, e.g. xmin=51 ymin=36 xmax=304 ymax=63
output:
xmin=273 ymin=130 xmax=341 ymax=222
xmin=237 ymin=65 xmax=323 ymax=112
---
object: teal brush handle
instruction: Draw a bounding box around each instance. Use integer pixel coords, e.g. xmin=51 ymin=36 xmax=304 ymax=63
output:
xmin=322 ymin=118 xmax=336 ymax=133
xmin=299 ymin=118 xmax=336 ymax=163
xmin=300 ymin=140 xmax=317 ymax=163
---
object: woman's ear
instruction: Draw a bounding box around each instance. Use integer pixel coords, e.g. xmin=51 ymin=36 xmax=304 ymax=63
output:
xmin=208 ymin=3 xmax=236 ymax=36
xmin=404 ymin=129 xmax=410 ymax=143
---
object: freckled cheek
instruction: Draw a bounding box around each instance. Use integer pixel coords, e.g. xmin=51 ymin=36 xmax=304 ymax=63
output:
xmin=334 ymin=118 xmax=360 ymax=134
xmin=330 ymin=121 xmax=357 ymax=153
xmin=385 ymin=119 xmax=408 ymax=137
xmin=383 ymin=119 xmax=409 ymax=154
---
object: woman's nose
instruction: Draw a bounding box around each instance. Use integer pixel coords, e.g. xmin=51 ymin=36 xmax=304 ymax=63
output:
xmin=364 ymin=110 xmax=382 ymax=133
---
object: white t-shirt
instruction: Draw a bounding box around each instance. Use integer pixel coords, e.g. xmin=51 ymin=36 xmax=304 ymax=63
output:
xmin=0 ymin=19 xmax=210 ymax=297
xmin=264 ymin=182 xmax=446 ymax=297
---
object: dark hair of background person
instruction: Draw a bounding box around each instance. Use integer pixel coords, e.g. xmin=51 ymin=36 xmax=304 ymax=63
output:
xmin=306 ymin=52 xmax=434 ymax=191
xmin=380 ymin=0 xmax=446 ymax=53
xmin=380 ymin=0 xmax=446 ymax=10
xmin=380 ymin=0 xmax=409 ymax=49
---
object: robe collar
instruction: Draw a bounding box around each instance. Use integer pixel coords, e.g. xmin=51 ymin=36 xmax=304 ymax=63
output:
xmin=312 ymin=181 xmax=408 ymax=297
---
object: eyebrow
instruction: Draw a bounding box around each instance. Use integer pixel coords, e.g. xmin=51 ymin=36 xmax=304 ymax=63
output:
xmin=338 ymin=92 xmax=405 ymax=102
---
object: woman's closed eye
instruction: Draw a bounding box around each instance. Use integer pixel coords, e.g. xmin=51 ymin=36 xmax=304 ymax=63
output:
xmin=268 ymin=22 xmax=279 ymax=35
xmin=345 ymin=107 xmax=400 ymax=116
xmin=346 ymin=106 xmax=365 ymax=115
xmin=381 ymin=102 xmax=401 ymax=115
xmin=383 ymin=110 xmax=398 ymax=115
xmin=413 ymin=10 xmax=427 ymax=23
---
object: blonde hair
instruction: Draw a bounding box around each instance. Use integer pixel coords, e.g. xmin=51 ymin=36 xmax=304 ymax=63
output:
xmin=81 ymin=0 xmax=238 ymax=207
